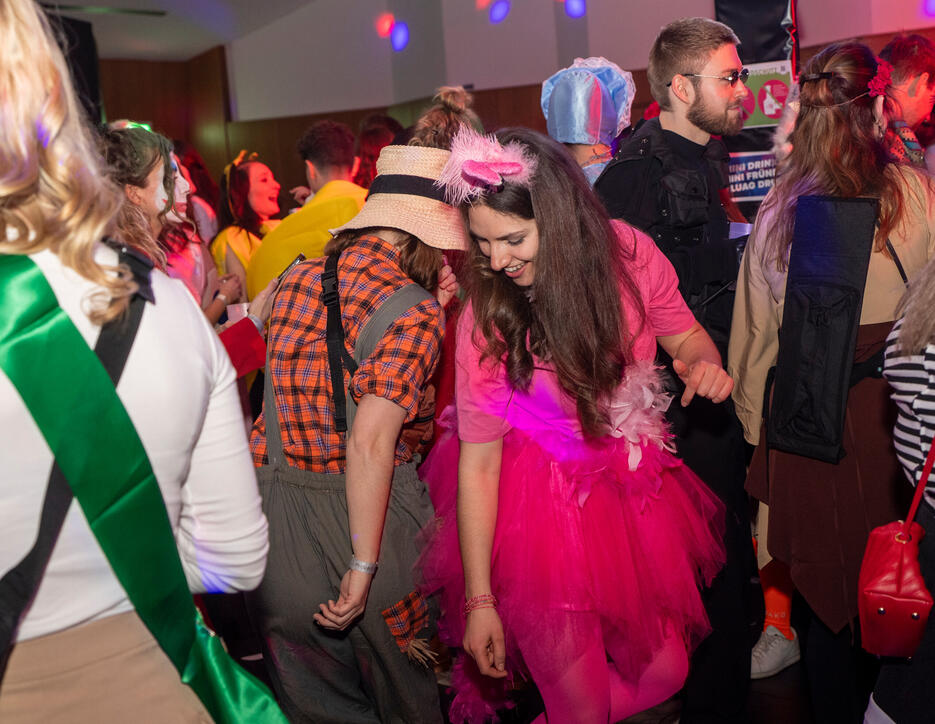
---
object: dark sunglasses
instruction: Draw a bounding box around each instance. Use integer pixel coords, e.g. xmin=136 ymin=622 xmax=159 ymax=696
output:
xmin=667 ymin=68 xmax=750 ymax=87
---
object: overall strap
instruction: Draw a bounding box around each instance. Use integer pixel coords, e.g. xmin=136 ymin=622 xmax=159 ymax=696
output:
xmin=345 ymin=282 xmax=434 ymax=432
xmin=322 ymin=252 xmax=357 ymax=432
xmin=263 ymin=255 xmax=432 ymax=466
xmin=262 ymin=342 xmax=285 ymax=469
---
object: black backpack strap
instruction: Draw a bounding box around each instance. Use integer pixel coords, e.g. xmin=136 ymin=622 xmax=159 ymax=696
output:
xmin=0 ymin=247 xmax=150 ymax=680
xmin=885 ymin=238 xmax=910 ymax=287
xmin=322 ymin=253 xmax=358 ymax=433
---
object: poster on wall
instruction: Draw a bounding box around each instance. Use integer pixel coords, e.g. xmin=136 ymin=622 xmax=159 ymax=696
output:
xmin=728 ymin=150 xmax=777 ymax=203
xmin=740 ymin=59 xmax=793 ymax=129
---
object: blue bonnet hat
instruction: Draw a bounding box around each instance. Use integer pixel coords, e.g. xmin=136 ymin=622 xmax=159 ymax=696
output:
xmin=541 ymin=57 xmax=636 ymax=146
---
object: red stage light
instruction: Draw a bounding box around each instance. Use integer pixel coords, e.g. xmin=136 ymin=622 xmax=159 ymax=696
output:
xmin=375 ymin=12 xmax=395 ymax=38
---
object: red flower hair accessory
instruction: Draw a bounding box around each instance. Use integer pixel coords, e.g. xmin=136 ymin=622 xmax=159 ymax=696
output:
xmin=868 ymin=59 xmax=893 ymax=98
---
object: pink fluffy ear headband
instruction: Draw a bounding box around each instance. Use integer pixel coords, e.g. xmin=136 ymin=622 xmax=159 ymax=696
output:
xmin=436 ymin=127 xmax=537 ymax=206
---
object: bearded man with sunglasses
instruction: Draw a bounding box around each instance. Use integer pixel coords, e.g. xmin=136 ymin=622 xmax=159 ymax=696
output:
xmin=596 ymin=17 xmax=760 ymax=724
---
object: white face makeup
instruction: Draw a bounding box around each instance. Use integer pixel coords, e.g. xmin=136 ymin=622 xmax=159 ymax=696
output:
xmin=166 ymin=154 xmax=191 ymax=225
xmin=130 ymin=161 xmax=168 ymax=230
xmin=468 ymin=204 xmax=540 ymax=288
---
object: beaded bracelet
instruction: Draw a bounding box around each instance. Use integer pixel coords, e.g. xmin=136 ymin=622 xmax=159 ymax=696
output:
xmin=464 ymin=593 xmax=498 ymax=616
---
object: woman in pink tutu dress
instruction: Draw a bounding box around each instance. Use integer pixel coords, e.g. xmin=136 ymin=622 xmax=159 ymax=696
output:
xmin=418 ymin=127 xmax=733 ymax=724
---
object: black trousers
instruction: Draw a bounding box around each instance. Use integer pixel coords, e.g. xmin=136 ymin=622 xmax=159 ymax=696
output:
xmin=790 ymin=596 xmax=878 ymax=724
xmin=670 ymin=395 xmax=762 ymax=724
xmin=872 ymin=501 xmax=935 ymax=724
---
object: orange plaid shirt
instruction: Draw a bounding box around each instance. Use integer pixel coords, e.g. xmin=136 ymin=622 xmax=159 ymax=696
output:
xmin=250 ymin=235 xmax=443 ymax=472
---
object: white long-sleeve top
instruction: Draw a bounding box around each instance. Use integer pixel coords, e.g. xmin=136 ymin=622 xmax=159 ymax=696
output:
xmin=0 ymin=245 xmax=269 ymax=642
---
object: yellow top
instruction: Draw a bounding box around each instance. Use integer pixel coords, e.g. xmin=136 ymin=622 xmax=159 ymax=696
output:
xmin=245 ymin=180 xmax=367 ymax=299
xmin=210 ymin=220 xmax=280 ymax=301
xmin=210 ymin=220 xmax=281 ymax=275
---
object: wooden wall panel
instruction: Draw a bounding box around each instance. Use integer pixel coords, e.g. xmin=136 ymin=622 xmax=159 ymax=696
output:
xmin=98 ymin=26 xmax=935 ymax=222
xmin=185 ymin=47 xmax=231 ymax=183
xmin=798 ymin=26 xmax=935 ymax=67
xmin=99 ymin=58 xmax=189 ymax=141
xmin=226 ymin=107 xmax=395 ymax=213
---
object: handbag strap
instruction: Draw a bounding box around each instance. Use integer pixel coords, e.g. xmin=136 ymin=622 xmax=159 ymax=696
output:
xmin=902 ymin=436 xmax=935 ymax=536
xmin=885 ymin=238 xmax=910 ymax=288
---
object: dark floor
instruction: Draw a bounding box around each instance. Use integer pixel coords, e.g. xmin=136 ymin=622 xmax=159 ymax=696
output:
xmin=210 ymin=590 xmax=817 ymax=724
xmin=434 ymin=656 xmax=814 ymax=724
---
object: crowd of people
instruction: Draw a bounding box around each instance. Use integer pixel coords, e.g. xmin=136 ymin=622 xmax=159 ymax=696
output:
xmin=3 ymin=1 xmax=935 ymax=722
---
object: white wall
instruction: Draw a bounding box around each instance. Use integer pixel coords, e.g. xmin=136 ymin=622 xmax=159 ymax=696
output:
xmin=227 ymin=0 xmax=395 ymax=121
xmin=797 ymin=0 xmax=935 ymax=47
xmin=227 ymin=0 xmax=935 ymax=122
xmin=441 ymin=0 xmax=559 ymax=91
xmin=587 ymin=0 xmax=715 ymax=73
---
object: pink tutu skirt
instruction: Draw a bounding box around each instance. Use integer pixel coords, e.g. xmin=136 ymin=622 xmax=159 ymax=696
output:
xmin=417 ymin=418 xmax=726 ymax=723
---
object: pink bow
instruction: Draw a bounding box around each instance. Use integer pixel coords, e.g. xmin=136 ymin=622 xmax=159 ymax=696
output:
xmin=461 ymin=160 xmax=525 ymax=188
xmin=437 ymin=127 xmax=537 ymax=205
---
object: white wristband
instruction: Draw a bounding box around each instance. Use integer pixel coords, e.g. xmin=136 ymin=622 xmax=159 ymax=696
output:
xmin=349 ymin=556 xmax=378 ymax=575
xmin=216 ymin=292 xmax=229 ymax=305
xmin=247 ymin=313 xmax=264 ymax=334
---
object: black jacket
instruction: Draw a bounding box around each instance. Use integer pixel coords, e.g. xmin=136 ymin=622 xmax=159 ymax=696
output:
xmin=595 ymin=118 xmax=737 ymax=353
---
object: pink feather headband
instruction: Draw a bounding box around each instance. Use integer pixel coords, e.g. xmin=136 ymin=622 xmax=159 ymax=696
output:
xmin=436 ymin=127 xmax=537 ymax=206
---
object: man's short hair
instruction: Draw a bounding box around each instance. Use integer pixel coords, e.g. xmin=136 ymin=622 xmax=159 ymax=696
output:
xmin=297 ymin=120 xmax=356 ymax=169
xmin=880 ymin=34 xmax=935 ymax=86
xmin=648 ymin=17 xmax=740 ymax=110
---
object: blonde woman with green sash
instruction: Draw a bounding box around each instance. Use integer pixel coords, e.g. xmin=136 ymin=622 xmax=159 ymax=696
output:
xmin=0 ymin=2 xmax=284 ymax=721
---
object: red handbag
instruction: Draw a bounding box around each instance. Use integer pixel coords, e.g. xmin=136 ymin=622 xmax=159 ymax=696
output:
xmin=859 ymin=438 xmax=935 ymax=658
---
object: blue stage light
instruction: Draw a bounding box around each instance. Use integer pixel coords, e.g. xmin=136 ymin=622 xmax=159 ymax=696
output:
xmin=391 ymin=20 xmax=410 ymax=51
xmin=489 ymin=0 xmax=510 ymax=24
xmin=565 ymin=0 xmax=586 ymax=18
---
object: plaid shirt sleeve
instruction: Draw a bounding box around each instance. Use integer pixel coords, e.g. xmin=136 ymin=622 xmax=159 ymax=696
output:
xmin=350 ymin=298 xmax=443 ymax=421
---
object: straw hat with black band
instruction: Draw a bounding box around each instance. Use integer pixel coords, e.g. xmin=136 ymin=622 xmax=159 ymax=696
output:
xmin=330 ymin=145 xmax=469 ymax=251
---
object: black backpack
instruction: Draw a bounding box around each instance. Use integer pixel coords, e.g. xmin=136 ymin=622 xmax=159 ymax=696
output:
xmin=765 ymin=196 xmax=879 ymax=464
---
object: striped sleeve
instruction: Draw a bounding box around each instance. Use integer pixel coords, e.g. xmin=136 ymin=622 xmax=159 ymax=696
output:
xmin=883 ymin=319 xmax=935 ymax=510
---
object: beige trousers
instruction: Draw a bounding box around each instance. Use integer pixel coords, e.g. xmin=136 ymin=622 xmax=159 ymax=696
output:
xmin=0 ymin=611 xmax=212 ymax=723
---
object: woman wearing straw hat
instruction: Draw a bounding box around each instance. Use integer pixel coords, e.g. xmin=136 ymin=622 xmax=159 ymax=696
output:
xmin=246 ymin=143 xmax=465 ymax=723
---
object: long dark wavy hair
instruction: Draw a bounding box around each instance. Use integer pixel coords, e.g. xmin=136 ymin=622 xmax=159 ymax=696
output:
xmin=465 ymin=128 xmax=644 ymax=437
xmin=759 ymin=41 xmax=913 ymax=269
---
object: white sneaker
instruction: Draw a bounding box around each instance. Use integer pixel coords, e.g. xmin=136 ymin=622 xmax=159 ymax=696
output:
xmin=750 ymin=625 xmax=800 ymax=680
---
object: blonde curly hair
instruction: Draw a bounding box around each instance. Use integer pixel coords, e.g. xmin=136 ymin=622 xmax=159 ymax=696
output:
xmin=0 ymin=0 xmax=134 ymax=324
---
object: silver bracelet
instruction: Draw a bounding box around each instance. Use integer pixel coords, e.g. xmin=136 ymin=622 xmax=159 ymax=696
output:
xmin=349 ymin=556 xmax=378 ymax=575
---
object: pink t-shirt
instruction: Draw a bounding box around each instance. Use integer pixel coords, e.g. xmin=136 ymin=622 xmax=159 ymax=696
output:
xmin=456 ymin=221 xmax=694 ymax=443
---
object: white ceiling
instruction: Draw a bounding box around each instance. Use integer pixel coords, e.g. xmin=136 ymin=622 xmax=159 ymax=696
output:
xmin=47 ymin=0 xmax=313 ymax=61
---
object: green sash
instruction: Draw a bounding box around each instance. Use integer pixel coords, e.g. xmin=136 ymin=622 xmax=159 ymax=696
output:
xmin=0 ymin=254 xmax=286 ymax=723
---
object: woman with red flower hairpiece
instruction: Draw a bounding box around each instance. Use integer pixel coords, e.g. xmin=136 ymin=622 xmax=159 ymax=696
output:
xmin=729 ymin=41 xmax=935 ymax=721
